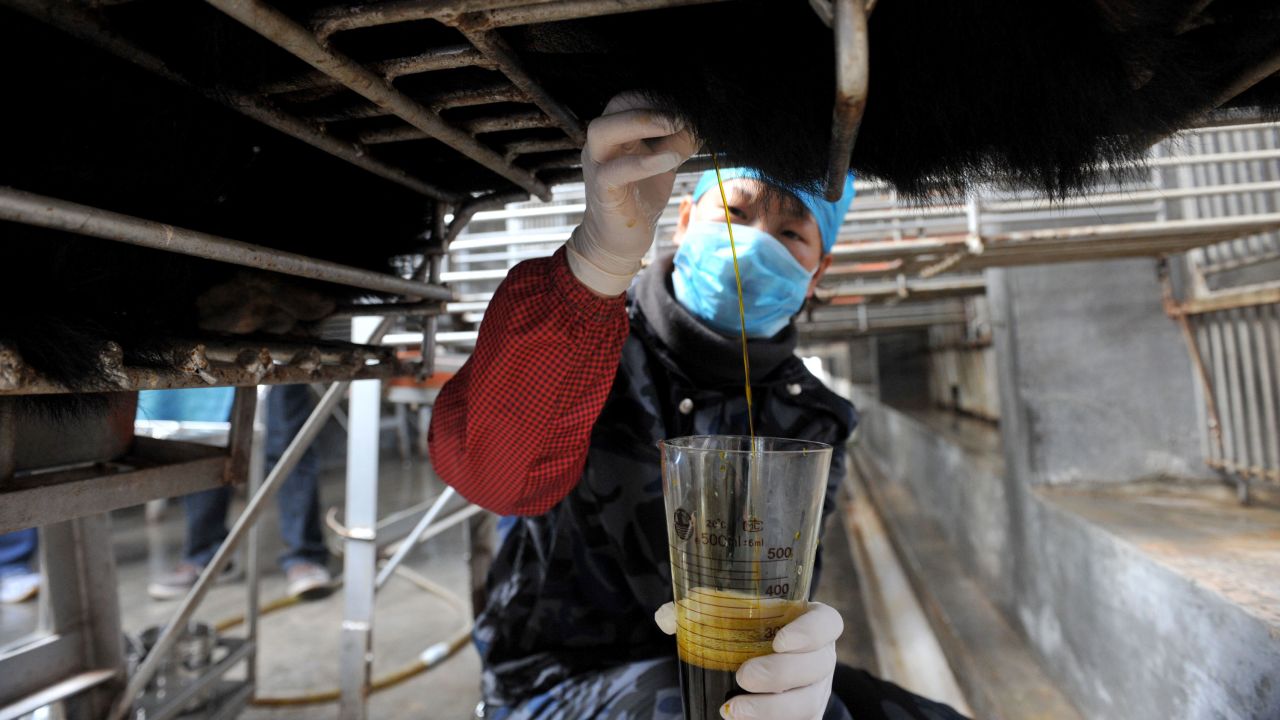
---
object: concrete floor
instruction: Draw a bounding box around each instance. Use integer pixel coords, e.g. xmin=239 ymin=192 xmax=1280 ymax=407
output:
xmin=2 ymin=445 xmax=878 ymax=719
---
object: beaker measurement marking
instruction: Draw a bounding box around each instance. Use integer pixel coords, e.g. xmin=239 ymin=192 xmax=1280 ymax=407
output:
xmin=674 ymin=570 xmax=791 ymax=584
xmin=671 ymin=563 xmax=791 ymax=580
xmin=674 ymin=616 xmax=789 ymax=631
xmin=676 ymin=621 xmax=781 ymax=647
xmin=678 ymin=647 xmax=765 ymax=668
xmin=669 ymin=545 xmax=794 ymax=564
xmin=671 ymin=559 xmax=792 ymax=577
xmin=672 ymin=596 xmax=792 ymax=614
xmin=670 ymin=573 xmax=788 ymax=586
xmin=674 ymin=575 xmax=792 ymax=588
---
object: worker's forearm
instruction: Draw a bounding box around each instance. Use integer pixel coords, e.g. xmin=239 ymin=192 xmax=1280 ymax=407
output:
xmin=428 ymin=247 xmax=628 ymax=516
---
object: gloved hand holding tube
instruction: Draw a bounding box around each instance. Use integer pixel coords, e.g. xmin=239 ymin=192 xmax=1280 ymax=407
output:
xmin=655 ymin=600 xmax=843 ymax=720
xmin=566 ymin=92 xmax=699 ymax=297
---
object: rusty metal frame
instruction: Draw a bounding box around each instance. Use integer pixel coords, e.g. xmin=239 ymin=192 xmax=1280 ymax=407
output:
xmin=0 ymin=437 xmax=225 ymax=534
xmin=1212 ymin=45 xmax=1280 ymax=110
xmin=311 ymin=0 xmax=730 ymax=37
xmin=302 ymin=0 xmax=744 ymax=175
xmin=1164 ymin=286 xmax=1280 ymax=316
xmin=256 ymin=44 xmax=497 ymax=95
xmin=0 ymin=187 xmax=455 ymax=300
xmin=824 ymin=0 xmax=868 ymax=200
xmin=2 ymin=388 xmax=258 ymax=719
xmin=1 ymin=0 xmax=460 ymax=202
xmin=311 ymin=84 xmax=529 ymax=121
xmin=102 ymin=359 xmax=373 ymax=720
xmin=204 ymin=0 xmax=554 ymax=200
xmin=451 ymin=22 xmax=586 ymax=145
xmin=1160 ymin=261 xmax=1227 ymax=460
xmin=0 ymin=337 xmax=409 ymax=396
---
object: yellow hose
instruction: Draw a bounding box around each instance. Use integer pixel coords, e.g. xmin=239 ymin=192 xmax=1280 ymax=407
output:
xmin=213 ymin=564 xmax=474 ymax=706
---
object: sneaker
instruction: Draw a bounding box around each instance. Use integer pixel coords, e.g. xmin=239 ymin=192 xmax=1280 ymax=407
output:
xmin=0 ymin=572 xmax=40 ymax=604
xmin=285 ymin=562 xmax=333 ymax=601
xmin=147 ymin=559 xmax=243 ymax=601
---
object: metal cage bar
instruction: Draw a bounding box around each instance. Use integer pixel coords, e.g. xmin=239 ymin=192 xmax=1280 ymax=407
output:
xmin=258 ymin=44 xmax=496 ymax=95
xmin=204 ymin=0 xmax=553 ymax=200
xmin=451 ymin=24 xmax=586 ymax=145
xmin=1 ymin=0 xmax=460 ymax=201
xmin=824 ymin=0 xmax=868 ymax=200
xmin=106 ymin=321 xmax=392 ymax=720
xmin=312 ymin=0 xmax=729 ymax=37
xmin=0 ymin=187 xmax=454 ymax=300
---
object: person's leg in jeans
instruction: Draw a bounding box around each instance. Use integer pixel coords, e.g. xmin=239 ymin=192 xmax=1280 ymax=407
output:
xmin=183 ymin=486 xmax=232 ymax=567
xmin=0 ymin=528 xmax=37 ymax=575
xmin=149 ymin=486 xmax=236 ymax=599
xmin=0 ymin=528 xmax=40 ymax=604
xmin=267 ymin=384 xmax=331 ymax=598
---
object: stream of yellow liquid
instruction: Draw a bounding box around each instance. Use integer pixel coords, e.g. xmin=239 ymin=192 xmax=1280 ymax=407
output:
xmin=710 ymin=152 xmax=755 ymax=441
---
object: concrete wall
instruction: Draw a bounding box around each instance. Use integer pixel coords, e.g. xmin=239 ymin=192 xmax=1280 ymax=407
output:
xmin=852 ymin=392 xmax=1280 ymax=720
xmin=1013 ymin=486 xmax=1280 ymax=720
xmin=989 ymin=259 xmax=1214 ymax=485
xmin=854 ymin=392 xmax=1017 ymax=611
xmin=844 ymin=255 xmax=1280 ymax=718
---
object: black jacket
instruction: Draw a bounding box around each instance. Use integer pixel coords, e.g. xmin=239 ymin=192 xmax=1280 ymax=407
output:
xmin=474 ymin=255 xmax=858 ymax=706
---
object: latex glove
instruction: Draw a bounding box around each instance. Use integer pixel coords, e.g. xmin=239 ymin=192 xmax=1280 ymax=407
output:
xmin=654 ymin=601 xmax=842 ymax=720
xmin=567 ymin=92 xmax=698 ymax=296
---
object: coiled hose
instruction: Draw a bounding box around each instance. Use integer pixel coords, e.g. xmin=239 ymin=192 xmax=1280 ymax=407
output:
xmin=213 ymin=563 xmax=473 ymax=706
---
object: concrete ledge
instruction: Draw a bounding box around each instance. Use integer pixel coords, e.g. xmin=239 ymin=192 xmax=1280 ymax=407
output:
xmin=1038 ymin=480 xmax=1280 ymax=632
xmin=852 ymin=445 xmax=1084 ymax=720
xmin=849 ymin=388 xmax=1280 ymax=719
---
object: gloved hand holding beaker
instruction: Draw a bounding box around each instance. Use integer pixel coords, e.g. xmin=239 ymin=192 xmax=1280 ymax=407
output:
xmin=659 ymin=435 xmax=837 ymax=720
xmin=655 ymin=600 xmax=843 ymax=720
xmin=567 ymin=92 xmax=698 ymax=297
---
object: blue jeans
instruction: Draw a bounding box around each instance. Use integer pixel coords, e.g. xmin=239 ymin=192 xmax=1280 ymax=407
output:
xmin=0 ymin=528 xmax=37 ymax=578
xmin=184 ymin=385 xmax=328 ymax=572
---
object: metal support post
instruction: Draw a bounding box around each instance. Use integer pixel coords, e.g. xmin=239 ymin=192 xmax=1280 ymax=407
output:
xmin=824 ymin=0 xmax=868 ymax=200
xmin=340 ymin=316 xmax=385 ymax=718
xmin=965 ymin=192 xmax=983 ymax=251
xmin=107 ymin=323 xmax=391 ymax=720
xmin=375 ymin=487 xmax=455 ymax=590
xmin=0 ymin=398 xmax=14 ymax=481
xmin=41 ymin=515 xmax=127 ymax=718
xmin=418 ymin=201 xmax=450 ymax=381
xmin=244 ymin=386 xmax=267 ymax=694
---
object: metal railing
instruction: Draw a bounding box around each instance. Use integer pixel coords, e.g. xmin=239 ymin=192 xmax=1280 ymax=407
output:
xmin=1158 ymin=125 xmax=1280 ymax=496
xmin=442 ymin=123 xmax=1280 ymax=344
xmin=441 ymin=122 xmax=1280 ymax=500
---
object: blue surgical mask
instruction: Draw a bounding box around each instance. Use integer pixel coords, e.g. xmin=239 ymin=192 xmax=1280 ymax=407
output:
xmin=672 ymin=221 xmax=815 ymax=338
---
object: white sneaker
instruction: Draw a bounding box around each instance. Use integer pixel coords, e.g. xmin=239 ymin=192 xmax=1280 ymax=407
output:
xmin=0 ymin=572 xmax=40 ymax=604
xmin=286 ymin=562 xmax=333 ymax=601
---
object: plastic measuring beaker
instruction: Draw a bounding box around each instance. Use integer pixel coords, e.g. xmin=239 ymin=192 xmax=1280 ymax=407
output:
xmin=660 ymin=435 xmax=833 ymax=720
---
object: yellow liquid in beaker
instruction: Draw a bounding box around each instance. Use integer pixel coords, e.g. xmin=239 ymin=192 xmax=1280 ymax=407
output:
xmin=675 ymin=587 xmax=806 ymax=671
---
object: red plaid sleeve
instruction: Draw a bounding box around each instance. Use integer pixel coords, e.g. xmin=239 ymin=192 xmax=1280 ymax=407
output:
xmin=427 ymin=246 xmax=629 ymax=516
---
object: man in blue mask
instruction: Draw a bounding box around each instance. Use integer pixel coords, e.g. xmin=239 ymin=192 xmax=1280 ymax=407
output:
xmin=429 ymin=94 xmax=967 ymax=720
xmin=671 ymin=167 xmax=853 ymax=339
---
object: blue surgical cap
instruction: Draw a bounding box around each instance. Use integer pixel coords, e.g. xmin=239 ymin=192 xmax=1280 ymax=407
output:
xmin=691 ymin=168 xmax=855 ymax=253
